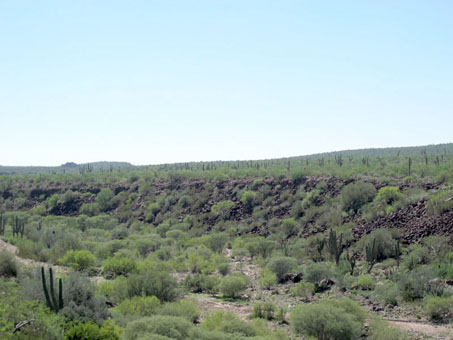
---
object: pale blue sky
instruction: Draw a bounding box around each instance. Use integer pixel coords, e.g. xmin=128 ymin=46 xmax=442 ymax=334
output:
xmin=1 ymin=1 xmax=452 ymax=166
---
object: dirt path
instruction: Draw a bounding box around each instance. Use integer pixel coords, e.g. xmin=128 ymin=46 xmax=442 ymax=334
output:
xmin=194 ymin=294 xmax=253 ymax=320
xmin=0 ymin=239 xmax=106 ymax=282
xmin=387 ymin=319 xmax=453 ymax=340
xmin=0 ymin=238 xmax=68 ymax=274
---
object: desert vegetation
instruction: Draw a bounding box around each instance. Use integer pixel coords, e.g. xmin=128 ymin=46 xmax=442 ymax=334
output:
xmin=1 ymin=144 xmax=453 ymax=339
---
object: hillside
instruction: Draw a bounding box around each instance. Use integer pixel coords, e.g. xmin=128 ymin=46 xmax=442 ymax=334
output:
xmin=1 ymin=143 xmax=453 ymax=339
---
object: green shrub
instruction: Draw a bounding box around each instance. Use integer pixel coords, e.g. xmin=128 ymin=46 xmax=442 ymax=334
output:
xmin=245 ymin=237 xmax=275 ymax=259
xmin=402 ymin=245 xmax=431 ymax=271
xmin=291 ymin=171 xmax=306 ymax=186
xmin=352 ymin=275 xmax=376 ymax=290
xmin=290 ymin=282 xmax=315 ymax=301
xmin=217 ymin=262 xmax=230 ymax=276
xmin=103 ymin=253 xmax=136 ymax=277
xmin=304 ymin=262 xmax=334 ymax=285
xmin=267 ymin=256 xmax=297 ymax=282
xmin=426 ymin=189 xmax=453 ymax=216
xmin=291 ymin=298 xmax=365 ymax=340
xmin=61 ymin=273 xmax=110 ymax=324
xmin=97 ymin=276 xmax=128 ymax=304
xmin=96 ymin=188 xmax=115 ymax=212
xmin=211 ymin=201 xmax=235 ymax=221
xmin=207 ymin=233 xmax=229 ymax=253
xmin=341 ymin=181 xmax=376 ymax=213
xmin=127 ymin=265 xmax=178 ymax=302
xmin=219 ymin=274 xmax=249 ymax=298
xmin=122 ymin=315 xmax=193 ymax=340
xmin=251 ymin=302 xmax=276 ymax=320
xmin=375 ymin=186 xmax=403 ymax=205
xmin=80 ymin=203 xmax=100 ymax=216
xmin=184 ymin=273 xmax=219 ymax=294
xmin=146 ymin=203 xmax=161 ymax=222
xmin=259 ymin=268 xmax=277 ymax=289
xmin=373 ymin=282 xmax=400 ymax=306
xmin=59 ymin=250 xmax=96 ymax=271
xmin=0 ymin=250 xmax=18 ymax=277
xmin=64 ymin=321 xmax=120 ymax=340
xmin=241 ymin=191 xmax=257 ymax=212
xmin=201 ymin=310 xmax=256 ymax=337
xmin=158 ymin=299 xmax=200 ymax=323
xmin=367 ymin=319 xmax=409 ymax=340
xmin=423 ymin=296 xmax=453 ymax=321
xmin=398 ymin=266 xmax=439 ymax=301
xmin=114 ymin=296 xmax=160 ymax=316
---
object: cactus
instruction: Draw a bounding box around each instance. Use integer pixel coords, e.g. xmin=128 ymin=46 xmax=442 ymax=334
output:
xmin=12 ymin=216 xmax=25 ymax=238
xmin=408 ymin=157 xmax=412 ymax=176
xmin=346 ymin=250 xmax=358 ymax=275
xmin=326 ymin=229 xmax=343 ymax=265
xmin=365 ymin=238 xmax=384 ymax=274
xmin=394 ymin=240 xmax=401 ymax=268
xmin=41 ymin=267 xmax=63 ymax=313
xmin=0 ymin=214 xmax=6 ymax=235
xmin=316 ymin=238 xmax=325 ymax=260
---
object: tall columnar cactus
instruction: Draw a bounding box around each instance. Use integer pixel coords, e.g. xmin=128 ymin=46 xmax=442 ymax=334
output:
xmin=326 ymin=229 xmax=343 ymax=265
xmin=408 ymin=157 xmax=412 ymax=176
xmin=394 ymin=240 xmax=401 ymax=267
xmin=0 ymin=214 xmax=6 ymax=235
xmin=316 ymin=238 xmax=326 ymax=260
xmin=12 ymin=216 xmax=25 ymax=238
xmin=41 ymin=267 xmax=63 ymax=313
xmin=346 ymin=250 xmax=358 ymax=275
xmin=365 ymin=238 xmax=384 ymax=274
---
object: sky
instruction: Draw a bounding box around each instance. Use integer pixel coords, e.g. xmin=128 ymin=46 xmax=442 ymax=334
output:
xmin=1 ymin=1 xmax=452 ymax=166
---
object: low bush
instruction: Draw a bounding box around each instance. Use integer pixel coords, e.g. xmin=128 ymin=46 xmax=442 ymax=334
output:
xmin=259 ymin=268 xmax=277 ymax=289
xmin=267 ymin=256 xmax=297 ymax=282
xmin=291 ymin=298 xmax=365 ymax=340
xmin=367 ymin=319 xmax=409 ymax=340
xmin=103 ymin=253 xmax=136 ymax=277
xmin=59 ymin=250 xmax=96 ymax=271
xmin=0 ymin=250 xmax=18 ymax=277
xmin=127 ymin=267 xmax=178 ymax=302
xmin=290 ymin=282 xmax=315 ymax=301
xmin=184 ymin=273 xmax=219 ymax=294
xmin=122 ymin=315 xmax=193 ymax=340
xmin=219 ymin=274 xmax=249 ymax=298
xmin=61 ymin=273 xmax=110 ymax=325
xmin=157 ymin=299 xmax=200 ymax=323
xmin=241 ymin=191 xmax=257 ymax=212
xmin=341 ymin=181 xmax=376 ymax=213
xmin=217 ymin=262 xmax=230 ymax=276
xmin=64 ymin=321 xmax=120 ymax=340
xmin=304 ymin=262 xmax=334 ymax=285
xmin=373 ymin=282 xmax=400 ymax=306
xmin=423 ymin=296 xmax=453 ymax=321
xmin=114 ymin=296 xmax=160 ymax=317
xmin=251 ymin=302 xmax=276 ymax=320
xmin=201 ymin=310 xmax=256 ymax=337
xmin=425 ymin=189 xmax=453 ymax=216
xmin=398 ymin=266 xmax=439 ymax=301
xmin=352 ymin=275 xmax=376 ymax=290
